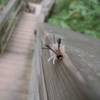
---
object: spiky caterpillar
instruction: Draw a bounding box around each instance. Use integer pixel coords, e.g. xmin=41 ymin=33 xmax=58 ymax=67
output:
xmin=45 ymin=37 xmax=65 ymax=64
xmin=47 ymin=43 xmax=65 ymax=64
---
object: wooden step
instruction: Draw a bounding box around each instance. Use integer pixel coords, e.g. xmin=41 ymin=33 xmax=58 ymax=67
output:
xmin=0 ymin=12 xmax=35 ymax=100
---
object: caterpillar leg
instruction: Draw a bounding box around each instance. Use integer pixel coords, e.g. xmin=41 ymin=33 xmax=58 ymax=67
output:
xmin=53 ymin=57 xmax=56 ymax=64
xmin=48 ymin=56 xmax=54 ymax=62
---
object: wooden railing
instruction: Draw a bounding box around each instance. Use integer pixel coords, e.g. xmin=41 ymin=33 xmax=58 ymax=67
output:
xmin=27 ymin=0 xmax=55 ymax=100
xmin=0 ymin=0 xmax=24 ymax=53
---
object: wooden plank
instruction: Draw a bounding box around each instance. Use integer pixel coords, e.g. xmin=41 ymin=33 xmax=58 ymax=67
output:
xmin=39 ymin=32 xmax=88 ymax=100
xmin=27 ymin=1 xmax=56 ymax=100
xmin=0 ymin=12 xmax=35 ymax=100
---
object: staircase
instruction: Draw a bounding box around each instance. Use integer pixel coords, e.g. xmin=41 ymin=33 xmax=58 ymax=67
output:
xmin=0 ymin=12 xmax=35 ymax=100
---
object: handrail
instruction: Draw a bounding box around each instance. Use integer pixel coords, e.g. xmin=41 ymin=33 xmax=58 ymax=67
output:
xmin=0 ymin=0 xmax=23 ymax=30
xmin=27 ymin=0 xmax=55 ymax=100
xmin=0 ymin=0 xmax=24 ymax=53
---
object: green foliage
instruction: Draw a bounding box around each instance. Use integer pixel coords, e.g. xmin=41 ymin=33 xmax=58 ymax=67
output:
xmin=48 ymin=0 xmax=100 ymax=39
xmin=48 ymin=9 xmax=70 ymax=28
xmin=0 ymin=0 xmax=9 ymax=5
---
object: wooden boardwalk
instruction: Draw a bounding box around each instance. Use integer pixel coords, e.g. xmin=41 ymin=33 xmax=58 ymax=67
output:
xmin=38 ymin=23 xmax=100 ymax=100
xmin=0 ymin=0 xmax=100 ymax=100
xmin=38 ymin=33 xmax=88 ymax=100
xmin=0 ymin=12 xmax=35 ymax=100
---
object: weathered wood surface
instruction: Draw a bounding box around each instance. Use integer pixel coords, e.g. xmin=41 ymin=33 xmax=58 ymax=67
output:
xmin=0 ymin=0 xmax=55 ymax=99
xmin=27 ymin=1 xmax=57 ymax=100
xmin=0 ymin=0 xmax=24 ymax=53
xmin=0 ymin=12 xmax=35 ymax=100
xmin=0 ymin=0 xmax=99 ymax=100
xmin=26 ymin=0 xmax=100 ymax=100
xmin=38 ymin=23 xmax=100 ymax=99
xmin=34 ymin=28 xmax=89 ymax=100
xmin=37 ymin=0 xmax=55 ymax=22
